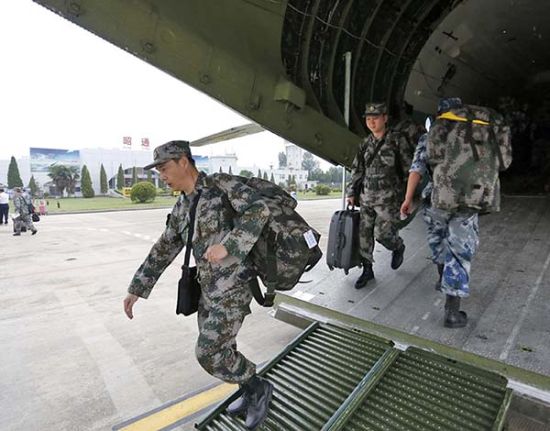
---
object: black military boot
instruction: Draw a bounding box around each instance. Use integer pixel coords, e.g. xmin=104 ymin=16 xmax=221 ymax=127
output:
xmin=355 ymin=260 xmax=374 ymax=289
xmin=226 ymin=384 xmax=249 ymax=416
xmin=244 ymin=375 xmax=273 ymax=430
xmin=444 ymin=295 xmax=468 ymax=328
xmin=435 ymin=264 xmax=444 ymax=291
xmin=390 ymin=243 xmax=406 ymax=270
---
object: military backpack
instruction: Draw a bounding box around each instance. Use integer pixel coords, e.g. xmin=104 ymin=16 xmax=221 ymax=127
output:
xmin=427 ymin=104 xmax=512 ymax=213
xmin=214 ymin=174 xmax=323 ymax=307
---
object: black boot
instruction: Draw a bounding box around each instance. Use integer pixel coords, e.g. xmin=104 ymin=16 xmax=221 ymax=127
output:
xmin=355 ymin=260 xmax=374 ymax=289
xmin=391 ymin=243 xmax=405 ymax=270
xmin=244 ymin=375 xmax=273 ymax=430
xmin=226 ymin=384 xmax=249 ymax=416
xmin=444 ymin=295 xmax=467 ymax=328
xmin=435 ymin=264 xmax=444 ymax=291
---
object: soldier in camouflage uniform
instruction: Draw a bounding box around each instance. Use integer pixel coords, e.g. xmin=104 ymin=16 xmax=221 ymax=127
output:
xmin=346 ymin=102 xmax=413 ymax=289
xmin=12 ymin=187 xmax=37 ymax=236
xmin=401 ymin=97 xmax=512 ymax=328
xmin=393 ymin=100 xmax=425 ymax=154
xmin=123 ymin=141 xmax=273 ymax=430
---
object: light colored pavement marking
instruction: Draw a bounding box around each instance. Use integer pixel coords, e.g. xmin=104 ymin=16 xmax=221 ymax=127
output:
xmin=499 ymin=250 xmax=550 ymax=361
xmin=411 ymin=326 xmax=420 ymax=335
xmin=421 ymin=312 xmax=430 ymax=321
xmin=118 ymin=383 xmax=236 ymax=431
xmin=434 ymin=298 xmax=442 ymax=307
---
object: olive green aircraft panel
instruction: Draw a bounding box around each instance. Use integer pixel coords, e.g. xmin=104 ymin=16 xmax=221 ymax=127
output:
xmin=33 ymin=0 xmax=361 ymax=167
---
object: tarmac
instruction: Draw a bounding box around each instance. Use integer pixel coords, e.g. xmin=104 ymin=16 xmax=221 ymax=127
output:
xmin=1 ymin=195 xmax=549 ymax=430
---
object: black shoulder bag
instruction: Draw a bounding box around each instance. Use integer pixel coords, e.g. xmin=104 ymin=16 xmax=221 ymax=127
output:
xmin=176 ymin=190 xmax=202 ymax=316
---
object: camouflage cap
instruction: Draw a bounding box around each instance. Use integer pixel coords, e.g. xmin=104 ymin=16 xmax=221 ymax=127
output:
xmin=437 ymin=97 xmax=463 ymax=113
xmin=364 ymin=102 xmax=387 ymax=116
xmin=144 ymin=140 xmax=192 ymax=170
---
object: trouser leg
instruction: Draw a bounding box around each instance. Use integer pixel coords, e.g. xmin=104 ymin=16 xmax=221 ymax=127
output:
xmin=373 ymin=203 xmax=404 ymax=252
xmin=20 ymin=214 xmax=36 ymax=233
xmin=441 ymin=212 xmax=479 ymax=297
xmin=422 ymin=206 xmax=448 ymax=265
xmin=14 ymin=216 xmax=22 ymax=234
xmin=196 ymin=295 xmax=255 ymax=384
xmin=358 ymin=205 xmax=376 ymax=263
xmin=0 ymin=204 xmax=8 ymax=223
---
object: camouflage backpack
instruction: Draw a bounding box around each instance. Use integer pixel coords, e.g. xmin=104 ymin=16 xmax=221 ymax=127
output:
xmin=427 ymin=104 xmax=512 ymax=213
xmin=215 ymin=175 xmax=323 ymax=307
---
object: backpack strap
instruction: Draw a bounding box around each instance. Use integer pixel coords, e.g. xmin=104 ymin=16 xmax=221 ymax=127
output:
xmin=182 ymin=190 xmax=201 ymax=270
xmin=488 ymin=125 xmax=505 ymax=170
xmin=463 ymin=107 xmax=480 ymax=162
xmin=248 ymin=277 xmax=274 ymax=307
xmin=365 ymin=134 xmax=387 ymax=168
xmin=249 ymin=230 xmax=277 ymax=307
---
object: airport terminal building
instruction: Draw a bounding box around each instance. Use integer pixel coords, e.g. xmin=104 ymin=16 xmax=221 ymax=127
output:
xmin=0 ymin=147 xmax=211 ymax=196
xmin=0 ymin=142 xmax=310 ymax=195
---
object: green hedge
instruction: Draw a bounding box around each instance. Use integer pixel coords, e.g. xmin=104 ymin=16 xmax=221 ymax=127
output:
xmin=131 ymin=181 xmax=157 ymax=203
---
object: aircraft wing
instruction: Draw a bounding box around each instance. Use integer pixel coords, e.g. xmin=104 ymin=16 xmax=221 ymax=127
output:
xmin=190 ymin=123 xmax=264 ymax=147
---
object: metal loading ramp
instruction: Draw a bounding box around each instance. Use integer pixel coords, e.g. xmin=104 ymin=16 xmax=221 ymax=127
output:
xmin=196 ymin=322 xmax=512 ymax=430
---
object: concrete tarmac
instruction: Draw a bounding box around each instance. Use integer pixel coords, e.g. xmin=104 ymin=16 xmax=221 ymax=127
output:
xmin=0 ymin=206 xmax=302 ymax=431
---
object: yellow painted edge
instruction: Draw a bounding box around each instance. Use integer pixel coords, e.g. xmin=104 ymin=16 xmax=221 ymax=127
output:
xmin=437 ymin=112 xmax=490 ymax=125
xmin=119 ymin=383 xmax=237 ymax=431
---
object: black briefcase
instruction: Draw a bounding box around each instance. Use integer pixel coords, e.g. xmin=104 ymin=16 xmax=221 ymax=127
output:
xmin=176 ymin=266 xmax=201 ymax=316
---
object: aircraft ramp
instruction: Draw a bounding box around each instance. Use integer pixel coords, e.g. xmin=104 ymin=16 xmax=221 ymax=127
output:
xmin=196 ymin=322 xmax=511 ymax=430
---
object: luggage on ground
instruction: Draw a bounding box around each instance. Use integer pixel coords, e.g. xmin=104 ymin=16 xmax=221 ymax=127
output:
xmin=326 ymin=208 xmax=361 ymax=274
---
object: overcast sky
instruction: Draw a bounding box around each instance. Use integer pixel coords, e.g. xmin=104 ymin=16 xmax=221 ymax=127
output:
xmin=0 ymin=0 xmax=331 ymax=171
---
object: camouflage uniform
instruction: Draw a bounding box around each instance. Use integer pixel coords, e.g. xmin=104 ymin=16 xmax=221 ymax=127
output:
xmin=393 ymin=117 xmax=425 ymax=156
xmin=13 ymin=191 xmax=36 ymax=234
xmin=347 ymin=124 xmax=413 ymax=264
xmin=422 ymin=98 xmax=512 ymax=297
xmin=409 ymin=132 xmax=480 ymax=297
xmin=128 ymin=171 xmax=269 ymax=384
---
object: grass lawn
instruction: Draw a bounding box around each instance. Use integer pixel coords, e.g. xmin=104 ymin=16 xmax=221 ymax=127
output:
xmin=297 ymin=190 xmax=343 ymax=200
xmin=42 ymin=192 xmax=342 ymax=214
xmin=45 ymin=196 xmax=179 ymax=214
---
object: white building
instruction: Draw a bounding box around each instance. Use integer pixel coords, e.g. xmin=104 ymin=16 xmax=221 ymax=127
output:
xmin=272 ymin=142 xmax=309 ymax=190
xmin=209 ymin=154 xmax=238 ymax=174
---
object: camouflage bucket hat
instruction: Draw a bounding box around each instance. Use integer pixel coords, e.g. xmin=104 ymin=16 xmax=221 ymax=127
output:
xmin=364 ymin=102 xmax=387 ymax=116
xmin=144 ymin=140 xmax=192 ymax=170
xmin=437 ymin=97 xmax=463 ymax=113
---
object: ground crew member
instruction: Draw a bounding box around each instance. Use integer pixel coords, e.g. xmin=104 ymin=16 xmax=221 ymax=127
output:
xmin=123 ymin=141 xmax=273 ymax=430
xmin=12 ymin=187 xmax=37 ymax=236
xmin=346 ymin=102 xmax=412 ymax=289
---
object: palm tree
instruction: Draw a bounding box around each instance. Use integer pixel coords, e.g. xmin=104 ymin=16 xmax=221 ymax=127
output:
xmin=48 ymin=165 xmax=80 ymax=197
xmin=66 ymin=166 xmax=80 ymax=196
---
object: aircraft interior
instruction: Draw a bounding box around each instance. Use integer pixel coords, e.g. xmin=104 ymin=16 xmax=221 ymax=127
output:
xmin=282 ymin=0 xmax=550 ymax=192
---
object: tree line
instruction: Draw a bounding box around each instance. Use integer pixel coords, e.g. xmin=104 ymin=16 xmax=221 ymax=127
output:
xmin=4 ymin=156 xmax=156 ymax=199
xmin=5 ymin=150 xmax=348 ymax=199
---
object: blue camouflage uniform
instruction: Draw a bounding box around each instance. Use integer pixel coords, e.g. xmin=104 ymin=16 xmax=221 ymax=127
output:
xmin=409 ymin=134 xmax=479 ymax=297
